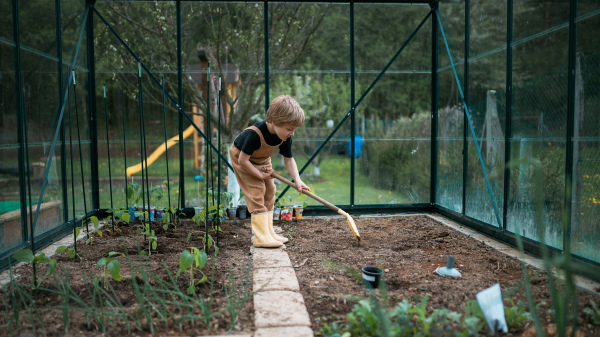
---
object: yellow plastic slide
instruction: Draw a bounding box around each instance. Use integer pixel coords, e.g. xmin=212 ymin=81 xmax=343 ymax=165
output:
xmin=126 ymin=125 xmax=196 ymax=176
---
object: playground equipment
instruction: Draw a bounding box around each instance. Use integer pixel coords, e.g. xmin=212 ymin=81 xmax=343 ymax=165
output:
xmin=126 ymin=125 xmax=196 ymax=176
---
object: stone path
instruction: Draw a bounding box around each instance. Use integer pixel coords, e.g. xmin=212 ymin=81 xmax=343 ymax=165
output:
xmin=251 ymin=243 xmax=314 ymax=337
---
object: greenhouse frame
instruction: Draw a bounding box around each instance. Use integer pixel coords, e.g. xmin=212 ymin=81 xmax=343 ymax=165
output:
xmin=1 ymin=0 xmax=599 ymax=280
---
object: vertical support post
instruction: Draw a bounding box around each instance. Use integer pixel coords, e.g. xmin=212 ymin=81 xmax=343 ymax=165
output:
xmin=86 ymin=0 xmax=99 ymax=212
xmin=264 ymin=0 xmax=269 ymax=111
xmin=430 ymin=2 xmax=439 ymax=206
xmin=502 ymin=0 xmax=513 ymax=231
xmin=176 ymin=0 xmax=185 ymax=208
xmin=350 ymin=2 xmax=355 ymax=207
xmin=56 ymin=0 xmax=68 ymax=223
xmin=462 ymin=0 xmax=470 ymax=215
xmin=564 ymin=0 xmax=578 ymax=254
xmin=12 ymin=0 xmax=29 ymax=249
xmin=571 ymin=53 xmax=584 ymax=235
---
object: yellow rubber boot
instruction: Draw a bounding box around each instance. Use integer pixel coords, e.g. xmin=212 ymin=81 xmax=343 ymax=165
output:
xmin=268 ymin=211 xmax=289 ymax=243
xmin=251 ymin=212 xmax=283 ymax=248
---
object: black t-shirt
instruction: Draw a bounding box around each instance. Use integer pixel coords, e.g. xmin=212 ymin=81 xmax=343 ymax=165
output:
xmin=233 ymin=121 xmax=293 ymax=158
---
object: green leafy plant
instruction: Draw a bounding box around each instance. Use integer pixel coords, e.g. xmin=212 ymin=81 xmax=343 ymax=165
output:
xmin=81 ymin=216 xmax=102 ymax=245
xmin=149 ymin=185 xmax=163 ymax=208
xmin=583 ymin=300 xmax=600 ymax=326
xmin=96 ymin=251 xmax=124 ymax=289
xmin=106 ymin=208 xmax=131 ymax=230
xmin=161 ymin=211 xmax=172 ymax=231
xmin=275 ymin=192 xmax=292 ymax=208
xmin=176 ymin=247 xmax=208 ymax=294
xmin=139 ymin=221 xmax=157 ymax=256
xmin=12 ymin=249 xmax=57 ymax=285
xmin=126 ymin=182 xmax=142 ymax=206
xmin=55 ymin=245 xmax=81 ymax=261
xmin=504 ymin=299 xmax=532 ymax=329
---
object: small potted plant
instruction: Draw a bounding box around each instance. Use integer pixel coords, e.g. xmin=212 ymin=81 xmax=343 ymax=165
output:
xmin=126 ymin=182 xmax=141 ymax=220
xmin=278 ymin=194 xmax=293 ymax=223
xmin=221 ymin=191 xmax=236 ymax=220
xmin=149 ymin=185 xmax=162 ymax=222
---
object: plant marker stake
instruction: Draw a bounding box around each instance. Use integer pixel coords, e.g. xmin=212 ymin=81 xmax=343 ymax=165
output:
xmin=73 ymin=70 xmax=89 ymax=238
xmin=67 ymin=89 xmax=77 ymax=254
xmin=476 ymin=283 xmax=508 ymax=334
xmin=103 ymin=82 xmax=114 ymax=232
xmin=435 ymin=256 xmax=461 ymax=277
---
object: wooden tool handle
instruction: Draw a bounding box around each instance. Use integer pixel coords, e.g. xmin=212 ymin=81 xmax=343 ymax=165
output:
xmin=270 ymin=171 xmax=340 ymax=213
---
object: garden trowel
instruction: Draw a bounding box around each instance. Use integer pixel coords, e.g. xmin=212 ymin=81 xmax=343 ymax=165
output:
xmin=267 ymin=170 xmax=361 ymax=241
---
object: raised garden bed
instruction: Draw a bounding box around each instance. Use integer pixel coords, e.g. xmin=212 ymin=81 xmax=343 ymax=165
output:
xmin=284 ymin=215 xmax=600 ymax=336
xmin=1 ymin=214 xmax=599 ymax=336
xmin=0 ymin=217 xmax=255 ymax=336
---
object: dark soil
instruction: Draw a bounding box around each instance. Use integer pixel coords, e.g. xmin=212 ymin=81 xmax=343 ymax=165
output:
xmin=0 ymin=217 xmax=255 ymax=336
xmin=284 ymin=214 xmax=600 ymax=336
xmin=2 ymin=214 xmax=599 ymax=336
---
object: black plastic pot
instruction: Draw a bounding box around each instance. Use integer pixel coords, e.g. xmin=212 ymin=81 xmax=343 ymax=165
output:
xmin=361 ymin=266 xmax=383 ymax=289
xmin=238 ymin=205 xmax=247 ymax=219
xmin=227 ymin=208 xmax=237 ymax=220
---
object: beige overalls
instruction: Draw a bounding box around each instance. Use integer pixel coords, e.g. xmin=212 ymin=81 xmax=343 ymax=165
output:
xmin=229 ymin=125 xmax=282 ymax=214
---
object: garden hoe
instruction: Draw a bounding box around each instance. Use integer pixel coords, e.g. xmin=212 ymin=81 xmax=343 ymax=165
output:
xmin=268 ymin=170 xmax=361 ymax=242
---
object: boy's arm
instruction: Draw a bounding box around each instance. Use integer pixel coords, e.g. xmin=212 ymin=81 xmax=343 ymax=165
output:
xmin=283 ymin=156 xmax=309 ymax=193
xmin=238 ymin=151 xmax=273 ymax=180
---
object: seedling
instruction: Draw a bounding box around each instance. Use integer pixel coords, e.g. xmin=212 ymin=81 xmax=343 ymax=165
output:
xmin=176 ymin=247 xmax=208 ymax=294
xmin=139 ymin=221 xmax=157 ymax=256
xmin=583 ymin=300 xmax=600 ymax=326
xmin=55 ymin=245 xmax=81 ymax=261
xmin=96 ymin=251 xmax=124 ymax=289
xmin=161 ymin=211 xmax=172 ymax=231
xmin=12 ymin=249 xmax=57 ymax=285
xmin=106 ymin=208 xmax=131 ymax=227
xmin=82 ymin=216 xmax=102 ymax=245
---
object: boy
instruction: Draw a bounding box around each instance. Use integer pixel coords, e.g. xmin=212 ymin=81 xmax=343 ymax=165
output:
xmin=229 ymin=95 xmax=309 ymax=248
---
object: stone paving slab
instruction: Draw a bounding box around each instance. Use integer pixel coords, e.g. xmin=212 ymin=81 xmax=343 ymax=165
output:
xmin=254 ymin=291 xmax=311 ymax=328
xmin=254 ymin=326 xmax=314 ymax=337
xmin=254 ymin=266 xmax=300 ymax=292
xmin=252 ymin=247 xmax=292 ymax=269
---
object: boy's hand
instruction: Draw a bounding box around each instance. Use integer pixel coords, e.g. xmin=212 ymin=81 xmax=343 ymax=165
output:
xmin=261 ymin=167 xmax=274 ymax=180
xmin=295 ymin=179 xmax=310 ymax=194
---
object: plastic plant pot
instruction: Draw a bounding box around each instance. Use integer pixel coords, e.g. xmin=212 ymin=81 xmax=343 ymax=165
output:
xmin=273 ymin=208 xmax=281 ymax=221
xmin=361 ymin=266 xmax=384 ymax=289
xmin=149 ymin=207 xmax=155 ymax=221
xmin=128 ymin=206 xmax=137 ymax=221
xmin=194 ymin=206 xmax=204 ymax=216
xmin=227 ymin=207 xmax=236 ymax=220
xmin=293 ymin=205 xmax=303 ymax=219
xmin=238 ymin=205 xmax=247 ymax=219
xmin=280 ymin=207 xmax=292 ymax=223
xmin=155 ymin=208 xmax=164 ymax=219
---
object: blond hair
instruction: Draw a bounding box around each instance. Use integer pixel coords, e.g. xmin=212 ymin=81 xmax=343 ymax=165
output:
xmin=265 ymin=95 xmax=305 ymax=127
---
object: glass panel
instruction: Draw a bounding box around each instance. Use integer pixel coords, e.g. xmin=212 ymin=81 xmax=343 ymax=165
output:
xmin=437 ymin=68 xmax=464 ymax=212
xmin=61 ymin=0 xmax=87 ymax=82
xmin=465 ymin=0 xmax=507 ymax=227
xmin=0 ymin=43 xmax=23 ymax=254
xmin=0 ymin=0 xmax=12 ymax=40
xmin=356 ymin=72 xmax=431 ymax=205
xmin=19 ymin=0 xmax=57 ymax=56
xmin=508 ymin=0 xmax=569 ymax=248
xmin=437 ymin=1 xmax=465 ymax=212
xmin=19 ymin=50 xmax=64 ymax=237
xmin=266 ymin=3 xmax=351 ymax=207
xmin=571 ymin=2 xmax=600 ymax=262
xmin=354 ymin=4 xmax=431 ymax=206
